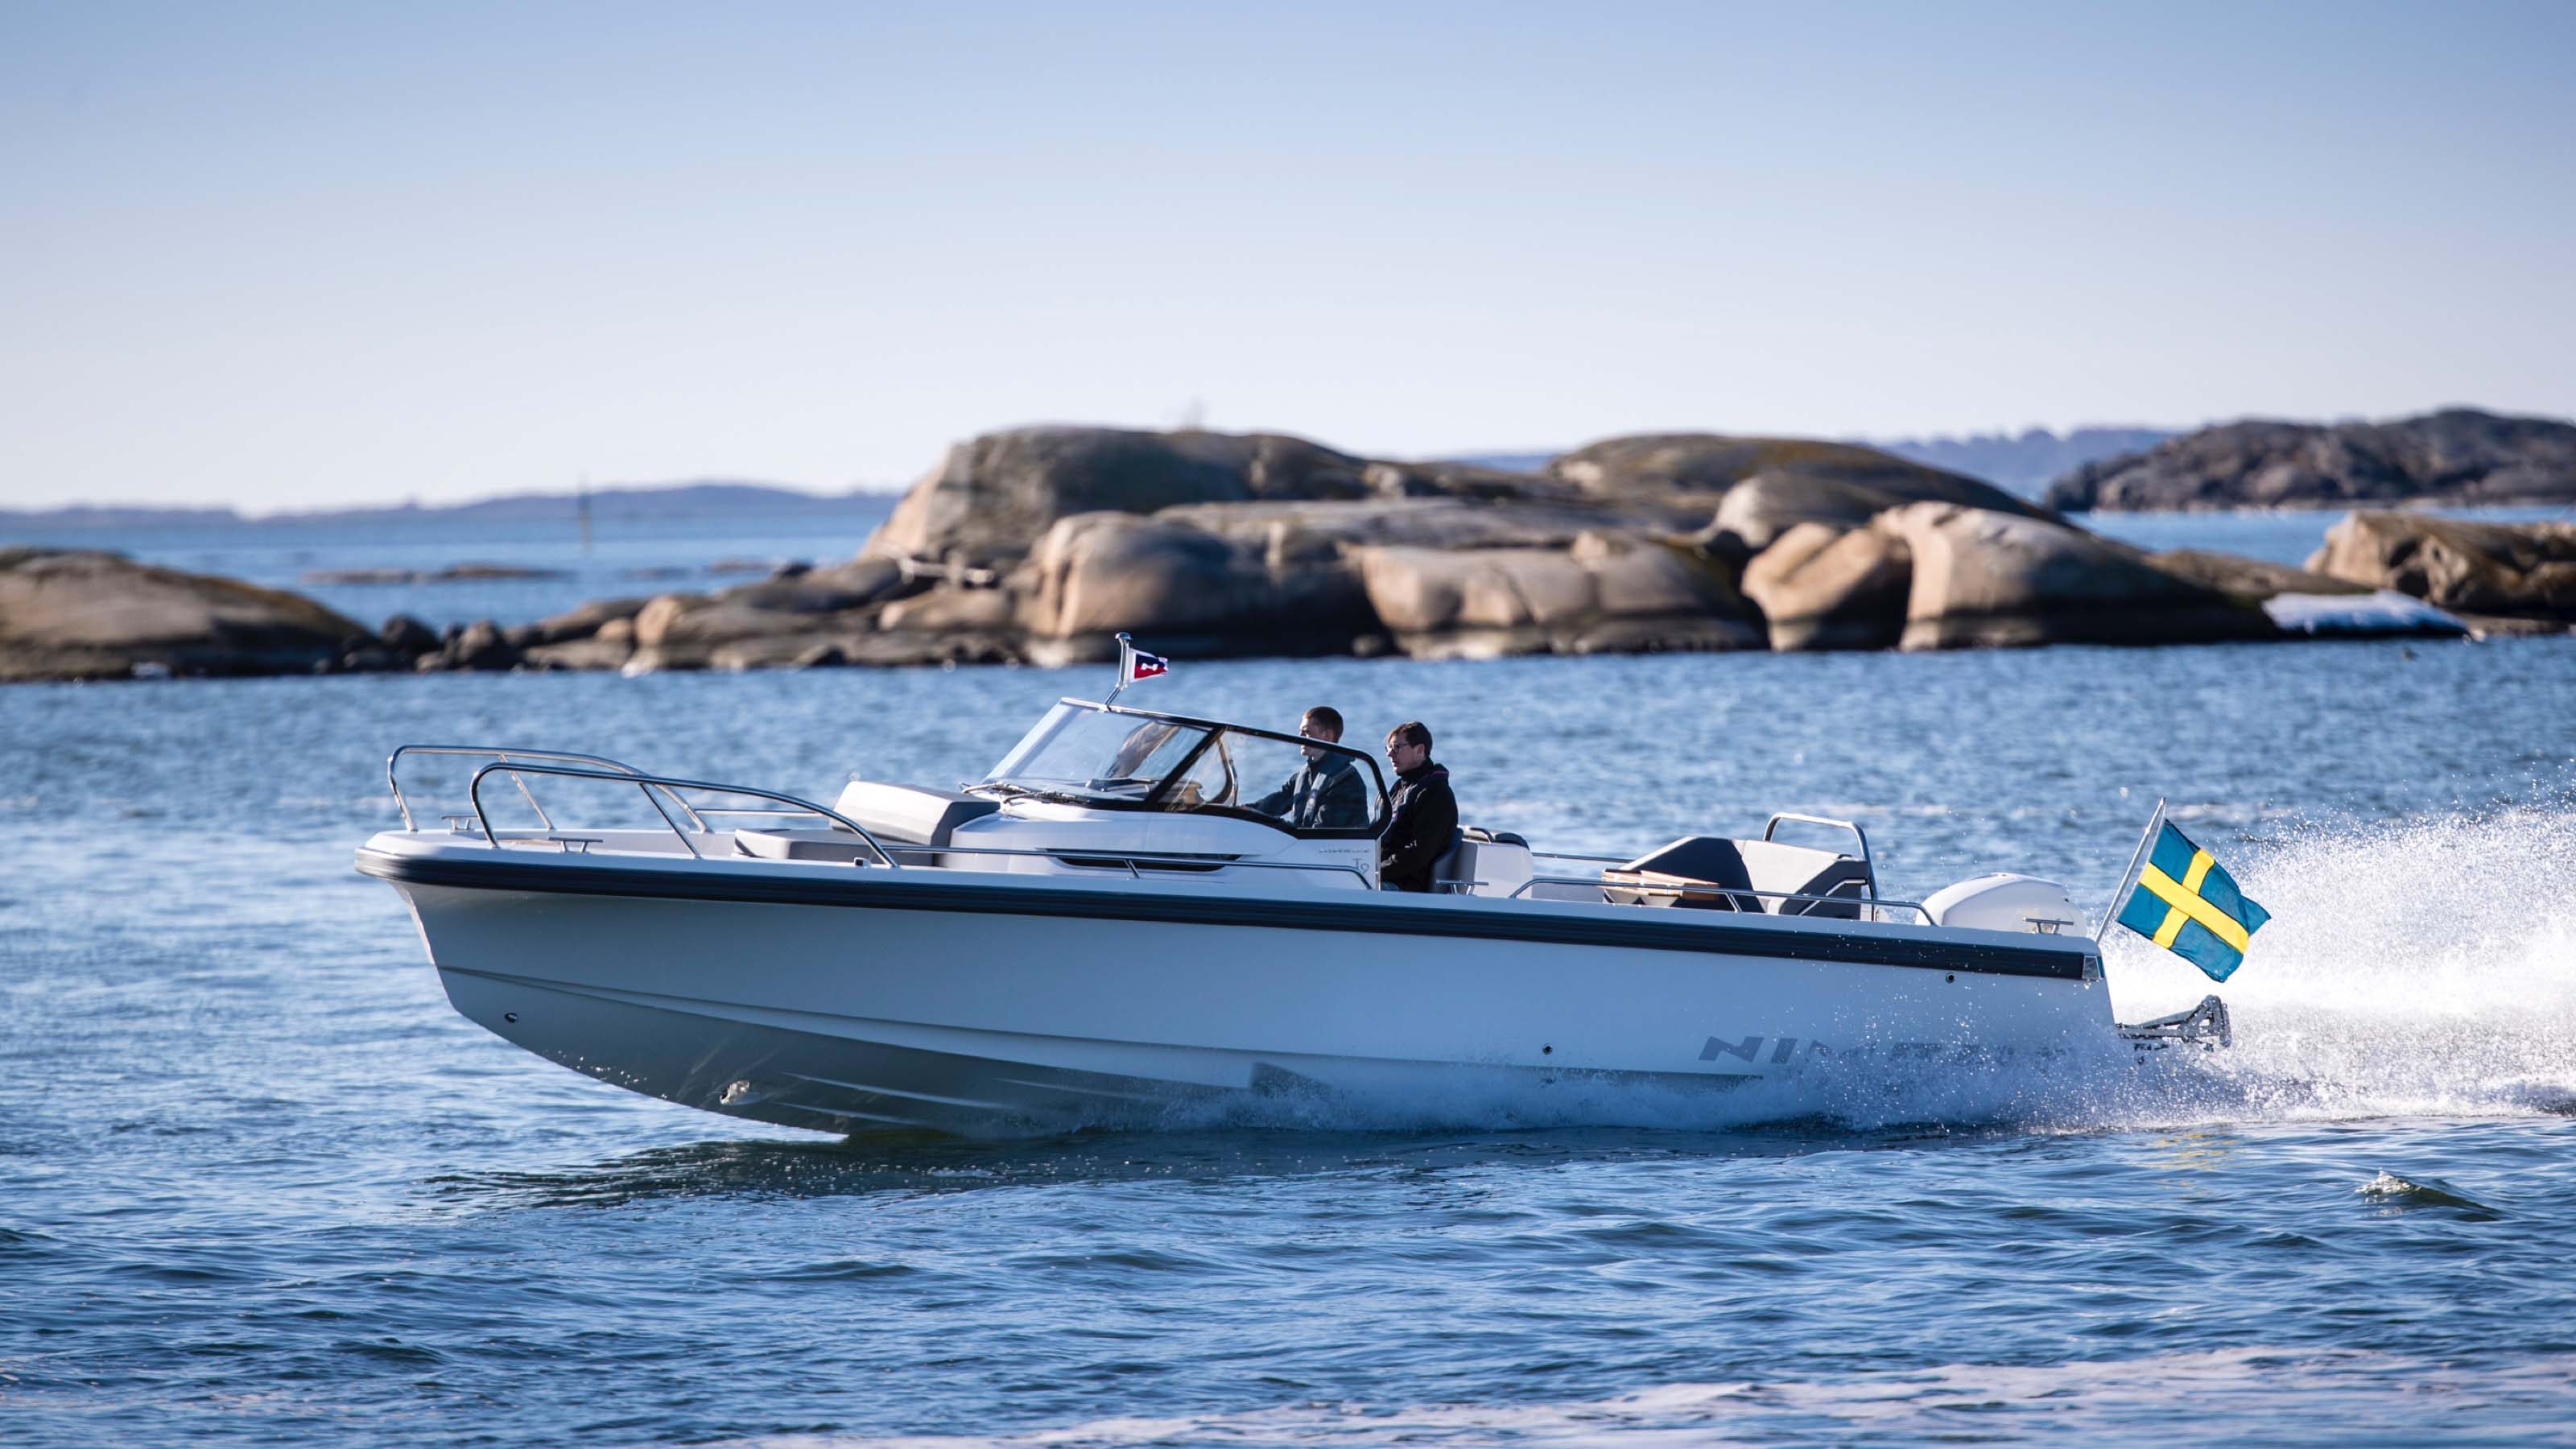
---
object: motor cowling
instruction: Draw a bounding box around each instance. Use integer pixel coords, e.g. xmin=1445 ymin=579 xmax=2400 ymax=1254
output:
xmin=1922 ymin=873 xmax=2082 ymax=935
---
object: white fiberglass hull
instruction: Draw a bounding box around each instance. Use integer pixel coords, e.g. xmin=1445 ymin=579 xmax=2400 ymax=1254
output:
xmin=361 ymin=835 xmax=2113 ymax=1134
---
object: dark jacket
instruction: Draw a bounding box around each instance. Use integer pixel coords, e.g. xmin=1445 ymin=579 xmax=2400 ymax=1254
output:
xmin=1250 ymin=753 xmax=1370 ymax=831
xmin=1378 ymin=761 xmax=1457 ymax=893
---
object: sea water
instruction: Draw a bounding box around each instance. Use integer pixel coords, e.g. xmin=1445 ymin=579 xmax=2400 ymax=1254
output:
xmin=5 ymin=502 xmax=897 ymax=630
xmin=3 ymin=511 xmax=2575 ymax=1446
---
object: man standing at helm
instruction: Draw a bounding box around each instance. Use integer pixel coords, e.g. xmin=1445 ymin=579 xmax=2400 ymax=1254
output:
xmin=1377 ymin=720 xmax=1456 ymax=893
xmin=1251 ymin=706 xmax=1368 ymax=830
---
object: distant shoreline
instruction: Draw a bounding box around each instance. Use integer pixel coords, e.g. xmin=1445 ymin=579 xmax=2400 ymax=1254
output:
xmin=0 ymin=481 xmax=901 ymax=532
xmin=4 ymin=427 xmax=2207 ymax=529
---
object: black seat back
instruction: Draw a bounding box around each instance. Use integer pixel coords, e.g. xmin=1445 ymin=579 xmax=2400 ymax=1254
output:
xmin=1615 ymin=837 xmax=1755 ymax=910
xmin=1614 ymin=836 xmax=1873 ymax=914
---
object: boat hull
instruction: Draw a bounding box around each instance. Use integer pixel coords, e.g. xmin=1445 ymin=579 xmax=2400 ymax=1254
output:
xmin=364 ymin=842 xmax=2114 ymax=1134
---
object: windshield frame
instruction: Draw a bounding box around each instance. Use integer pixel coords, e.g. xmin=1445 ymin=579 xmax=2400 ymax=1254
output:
xmin=980 ymin=699 xmax=1390 ymax=839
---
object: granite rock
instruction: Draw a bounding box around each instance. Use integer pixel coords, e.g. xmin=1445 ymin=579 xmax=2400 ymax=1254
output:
xmin=2047 ymin=409 xmax=2576 ymax=513
xmin=431 ymin=619 xmax=520 ymax=671
xmin=2148 ymin=550 xmax=2369 ymax=600
xmin=867 ymin=427 xmax=1379 ymax=569
xmin=1554 ymin=434 xmax=2053 ymax=518
xmin=1875 ymin=505 xmax=2278 ymax=650
xmin=522 ymin=597 xmax=654 ymax=647
xmin=2306 ymin=510 xmax=2576 ymax=621
xmin=1018 ymin=511 xmax=1379 ymax=657
xmin=0 ymin=548 xmax=376 ymax=682
xmin=1352 ymin=532 xmax=1760 ymax=659
xmin=1739 ymin=522 xmax=1913 ymax=651
xmin=378 ymin=613 xmax=441 ymax=662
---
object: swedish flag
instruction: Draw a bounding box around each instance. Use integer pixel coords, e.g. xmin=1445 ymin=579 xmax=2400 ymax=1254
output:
xmin=2115 ymin=821 xmax=2272 ymax=981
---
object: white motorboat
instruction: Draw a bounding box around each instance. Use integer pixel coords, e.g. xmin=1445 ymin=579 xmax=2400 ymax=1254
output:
xmin=356 ymin=687 xmax=2227 ymax=1134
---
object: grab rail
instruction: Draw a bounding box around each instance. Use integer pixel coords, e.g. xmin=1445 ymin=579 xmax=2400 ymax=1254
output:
xmin=386 ymin=745 xmax=708 ymax=835
xmin=1505 ymin=873 xmax=1928 ymax=923
xmin=464 ymin=762 xmax=901 ymax=869
xmin=1761 ymin=813 xmax=1879 ymax=902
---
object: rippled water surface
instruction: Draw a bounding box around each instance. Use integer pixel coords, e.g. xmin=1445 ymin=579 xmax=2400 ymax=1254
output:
xmin=6 ymin=623 xmax=2576 ymax=1444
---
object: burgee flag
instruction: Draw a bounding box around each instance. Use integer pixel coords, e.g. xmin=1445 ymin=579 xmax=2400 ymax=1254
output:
xmin=2114 ymin=820 xmax=2272 ymax=981
xmin=1117 ymin=634 xmax=1170 ymax=688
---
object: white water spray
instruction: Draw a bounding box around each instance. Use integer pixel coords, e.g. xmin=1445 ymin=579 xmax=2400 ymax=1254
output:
xmin=2108 ymin=806 xmax=2576 ymax=1123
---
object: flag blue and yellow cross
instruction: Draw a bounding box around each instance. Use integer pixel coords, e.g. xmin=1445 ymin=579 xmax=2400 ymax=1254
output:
xmin=2114 ymin=820 xmax=2271 ymax=981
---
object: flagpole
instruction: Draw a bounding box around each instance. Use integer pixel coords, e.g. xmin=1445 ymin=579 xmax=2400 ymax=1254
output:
xmin=2095 ymin=797 xmax=2166 ymax=943
xmin=1104 ymin=632 xmax=1135 ymax=707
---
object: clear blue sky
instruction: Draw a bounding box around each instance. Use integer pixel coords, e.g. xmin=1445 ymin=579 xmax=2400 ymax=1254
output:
xmin=4 ymin=1 xmax=2571 ymax=510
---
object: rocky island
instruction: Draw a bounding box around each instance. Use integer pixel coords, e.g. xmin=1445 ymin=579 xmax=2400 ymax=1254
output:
xmin=507 ymin=426 xmax=2303 ymax=674
xmin=14 ymin=423 xmax=2570 ymax=684
xmin=2046 ymin=408 xmax=2576 ymax=514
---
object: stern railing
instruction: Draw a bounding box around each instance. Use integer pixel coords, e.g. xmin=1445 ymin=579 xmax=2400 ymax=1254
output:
xmin=1762 ymin=813 xmax=1880 ymax=903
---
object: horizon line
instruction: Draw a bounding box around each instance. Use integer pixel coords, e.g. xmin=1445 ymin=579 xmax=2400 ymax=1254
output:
xmin=10 ymin=404 xmax=2566 ymax=519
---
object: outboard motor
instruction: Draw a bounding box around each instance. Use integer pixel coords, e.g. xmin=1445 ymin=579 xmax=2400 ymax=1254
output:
xmin=1922 ymin=873 xmax=2081 ymax=935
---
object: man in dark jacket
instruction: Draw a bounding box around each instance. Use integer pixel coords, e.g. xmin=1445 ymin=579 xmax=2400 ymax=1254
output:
xmin=1377 ymin=720 xmax=1457 ymax=892
xmin=1250 ymin=706 xmax=1369 ymax=830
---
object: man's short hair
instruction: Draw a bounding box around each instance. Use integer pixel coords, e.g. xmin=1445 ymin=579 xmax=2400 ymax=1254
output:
xmin=1302 ymin=706 xmax=1344 ymax=739
xmin=1387 ymin=720 xmax=1432 ymax=750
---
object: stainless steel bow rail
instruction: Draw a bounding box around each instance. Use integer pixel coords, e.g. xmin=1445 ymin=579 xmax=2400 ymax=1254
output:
xmin=386 ymin=745 xmax=708 ymax=834
xmin=428 ymin=759 xmax=1364 ymax=884
xmin=459 ymin=762 xmax=905 ymax=867
xmin=391 ymin=747 xmax=1376 ymax=886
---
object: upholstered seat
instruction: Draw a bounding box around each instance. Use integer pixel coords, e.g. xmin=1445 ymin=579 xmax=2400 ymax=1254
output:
xmin=1428 ymin=827 xmax=1535 ymax=897
xmin=1603 ymin=836 xmax=1872 ymax=916
xmin=733 ymin=828 xmax=877 ymax=865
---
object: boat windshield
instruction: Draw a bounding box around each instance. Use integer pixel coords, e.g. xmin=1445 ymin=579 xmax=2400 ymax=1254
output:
xmin=980 ymin=702 xmax=1386 ymax=836
xmin=984 ymin=704 xmax=1215 ymax=803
